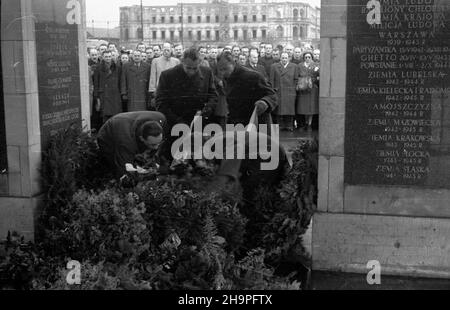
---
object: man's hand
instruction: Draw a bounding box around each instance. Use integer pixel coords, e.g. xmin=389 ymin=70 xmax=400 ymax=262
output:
xmin=255 ymin=100 xmax=269 ymax=116
xmin=121 ymin=94 xmax=128 ymax=103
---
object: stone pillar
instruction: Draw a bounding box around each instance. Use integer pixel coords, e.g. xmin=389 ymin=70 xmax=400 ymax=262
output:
xmin=0 ymin=0 xmax=89 ymax=241
xmin=314 ymin=0 xmax=450 ymax=279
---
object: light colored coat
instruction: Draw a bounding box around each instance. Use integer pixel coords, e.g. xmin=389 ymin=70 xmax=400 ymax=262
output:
xmin=149 ymin=56 xmax=180 ymax=93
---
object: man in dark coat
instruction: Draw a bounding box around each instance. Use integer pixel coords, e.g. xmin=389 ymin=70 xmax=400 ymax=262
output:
xmin=120 ymin=50 xmax=150 ymax=112
xmin=217 ymin=51 xmax=277 ymax=126
xmin=97 ymin=111 xmax=166 ymax=177
xmin=93 ymin=50 xmax=122 ymax=123
xmin=156 ymin=47 xmax=218 ymax=160
xmin=258 ymin=43 xmax=276 ymax=77
xmin=246 ymin=51 xmax=268 ymax=80
xmin=156 ymin=47 xmax=218 ymax=127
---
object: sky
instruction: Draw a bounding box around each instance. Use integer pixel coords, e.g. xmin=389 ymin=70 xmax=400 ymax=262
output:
xmin=86 ymin=0 xmax=321 ymax=28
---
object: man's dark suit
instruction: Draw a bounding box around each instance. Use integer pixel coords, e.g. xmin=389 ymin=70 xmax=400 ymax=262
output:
xmin=223 ymin=65 xmax=277 ymax=125
xmin=155 ymin=64 xmax=218 ymax=127
xmin=120 ymin=62 xmax=150 ymax=112
xmin=258 ymin=56 xmax=277 ymax=77
xmin=245 ymin=63 xmax=268 ymax=80
xmin=97 ymin=111 xmax=166 ymax=176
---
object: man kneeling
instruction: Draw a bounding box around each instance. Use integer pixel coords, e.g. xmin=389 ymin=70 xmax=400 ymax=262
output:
xmin=97 ymin=111 xmax=166 ymax=178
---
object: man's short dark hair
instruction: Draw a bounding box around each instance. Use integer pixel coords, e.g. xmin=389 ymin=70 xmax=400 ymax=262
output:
xmin=102 ymin=50 xmax=112 ymax=56
xmin=141 ymin=121 xmax=163 ymax=139
xmin=217 ymin=50 xmax=234 ymax=63
xmin=182 ymin=47 xmax=200 ymax=61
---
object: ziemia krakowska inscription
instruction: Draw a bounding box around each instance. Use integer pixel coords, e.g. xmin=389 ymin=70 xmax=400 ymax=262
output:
xmin=345 ymin=0 xmax=450 ymax=188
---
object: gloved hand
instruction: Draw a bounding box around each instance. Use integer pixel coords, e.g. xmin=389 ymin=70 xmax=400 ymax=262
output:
xmin=121 ymin=94 xmax=128 ymax=103
xmin=255 ymin=100 xmax=268 ymax=116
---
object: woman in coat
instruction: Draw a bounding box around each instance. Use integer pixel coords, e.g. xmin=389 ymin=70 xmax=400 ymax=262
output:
xmin=93 ymin=51 xmax=123 ymax=123
xmin=269 ymin=52 xmax=299 ymax=131
xmin=296 ymin=51 xmax=320 ymax=131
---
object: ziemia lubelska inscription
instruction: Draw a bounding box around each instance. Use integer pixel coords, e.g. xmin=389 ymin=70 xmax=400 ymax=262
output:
xmin=345 ymin=0 xmax=450 ymax=188
xmin=34 ymin=0 xmax=82 ymax=151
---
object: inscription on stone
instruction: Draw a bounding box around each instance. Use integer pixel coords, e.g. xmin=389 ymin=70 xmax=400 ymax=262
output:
xmin=34 ymin=1 xmax=82 ymax=151
xmin=345 ymin=0 xmax=450 ymax=187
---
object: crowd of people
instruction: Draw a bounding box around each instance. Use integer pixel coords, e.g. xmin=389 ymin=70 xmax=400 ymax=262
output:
xmin=88 ymin=41 xmax=320 ymax=133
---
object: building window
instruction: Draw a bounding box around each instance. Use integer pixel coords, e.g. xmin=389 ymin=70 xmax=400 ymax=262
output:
xmin=224 ymin=15 xmax=228 ymax=21
xmin=179 ymin=16 xmax=182 ymax=23
xmin=252 ymin=15 xmax=257 ymax=22
xmin=197 ymin=16 xmax=201 ymax=23
xmin=161 ymin=30 xmax=166 ymax=40
xmin=243 ymin=30 xmax=247 ymax=40
xmin=197 ymin=31 xmax=201 ymax=41
xmin=188 ymin=16 xmax=192 ymax=23
xmin=262 ymin=15 xmax=266 ymax=22
xmin=170 ymin=31 xmax=174 ymax=40
xmin=215 ymin=15 xmax=219 ymax=22
xmin=215 ymin=30 xmax=220 ymax=40
xmin=137 ymin=28 xmax=143 ymax=39
xmin=152 ymin=16 xmax=156 ymax=23
xmin=170 ymin=16 xmax=174 ymax=23
xmin=179 ymin=30 xmax=183 ymax=39
xmin=152 ymin=31 xmax=157 ymax=39
xmin=293 ymin=26 xmax=299 ymax=39
xmin=300 ymin=26 xmax=305 ymax=39
xmin=234 ymin=30 xmax=238 ymax=40
xmin=276 ymin=25 xmax=283 ymax=38
xmin=206 ymin=30 xmax=211 ymax=39
xmin=243 ymin=15 xmax=247 ymax=22
xmin=252 ymin=30 xmax=257 ymax=38
xmin=234 ymin=15 xmax=238 ymax=22
xmin=206 ymin=16 xmax=210 ymax=23
xmin=124 ymin=28 xmax=129 ymax=41
xmin=261 ymin=29 xmax=266 ymax=39
xmin=293 ymin=9 xmax=299 ymax=20
xmin=188 ymin=31 xmax=192 ymax=39
xmin=161 ymin=16 xmax=165 ymax=23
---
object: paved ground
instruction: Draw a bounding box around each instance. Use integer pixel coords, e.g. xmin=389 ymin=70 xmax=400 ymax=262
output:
xmin=311 ymin=271 xmax=450 ymax=290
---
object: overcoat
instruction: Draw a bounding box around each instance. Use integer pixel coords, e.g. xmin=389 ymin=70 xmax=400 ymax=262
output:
xmin=223 ymin=65 xmax=277 ymax=125
xmin=93 ymin=61 xmax=122 ymax=117
xmin=120 ymin=62 xmax=150 ymax=111
xmin=296 ymin=62 xmax=320 ymax=115
xmin=269 ymin=62 xmax=299 ymax=116
xmin=246 ymin=63 xmax=268 ymax=80
xmin=258 ymin=56 xmax=277 ymax=77
xmin=97 ymin=111 xmax=166 ymax=176
xmin=155 ymin=64 xmax=218 ymax=126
